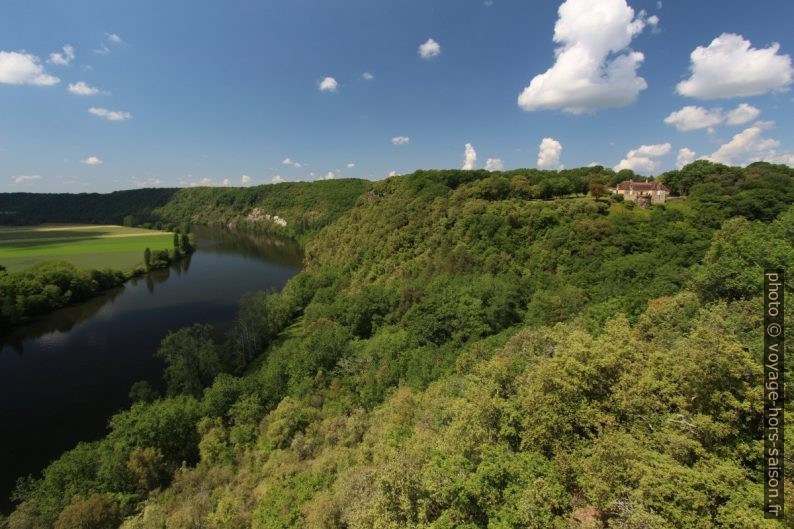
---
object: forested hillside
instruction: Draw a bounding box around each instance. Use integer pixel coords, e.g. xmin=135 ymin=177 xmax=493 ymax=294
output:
xmin=152 ymin=179 xmax=369 ymax=242
xmin=4 ymin=161 xmax=794 ymax=529
xmin=0 ymin=189 xmax=178 ymax=227
xmin=0 ymin=179 xmax=369 ymax=243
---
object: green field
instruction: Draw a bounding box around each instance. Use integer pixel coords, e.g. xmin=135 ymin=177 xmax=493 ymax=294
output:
xmin=0 ymin=224 xmax=175 ymax=271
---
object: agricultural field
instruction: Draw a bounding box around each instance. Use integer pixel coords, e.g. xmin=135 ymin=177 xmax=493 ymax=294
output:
xmin=0 ymin=224 xmax=175 ymax=271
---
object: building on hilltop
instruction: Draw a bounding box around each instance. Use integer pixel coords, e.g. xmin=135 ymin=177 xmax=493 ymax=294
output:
xmin=615 ymin=179 xmax=670 ymax=206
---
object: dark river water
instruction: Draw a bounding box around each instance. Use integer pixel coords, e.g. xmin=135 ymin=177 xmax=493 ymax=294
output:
xmin=0 ymin=226 xmax=302 ymax=513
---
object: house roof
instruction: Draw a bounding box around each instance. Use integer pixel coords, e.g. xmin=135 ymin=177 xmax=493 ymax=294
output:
xmin=616 ymin=180 xmax=671 ymax=192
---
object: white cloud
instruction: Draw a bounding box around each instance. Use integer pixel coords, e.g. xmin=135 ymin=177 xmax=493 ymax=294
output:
xmin=106 ymin=33 xmax=123 ymax=44
xmin=676 ymin=147 xmax=696 ymax=168
xmin=346 ymin=162 xmax=355 ymax=168
xmin=485 ymin=158 xmax=504 ymax=171
xmin=319 ymin=76 xmax=338 ymax=92
xmin=614 ymin=142 xmax=671 ymax=173
xmin=462 ymin=143 xmax=477 ymax=170
xmin=94 ymin=44 xmax=110 ymax=55
xmin=88 ymin=107 xmax=132 ymax=121
xmin=664 ymin=105 xmax=724 ymax=132
xmin=323 ymin=171 xmax=335 ymax=180
xmin=81 ymin=156 xmax=102 ymax=165
xmin=537 ymin=137 xmax=564 ymax=169
xmin=241 ymin=174 xmax=252 ymax=185
xmin=12 ymin=174 xmax=42 ymax=184
xmin=362 ymin=72 xmax=374 ymax=80
xmin=388 ymin=170 xmax=398 ymax=177
xmin=0 ymin=51 xmax=60 ymax=86
xmin=725 ymin=103 xmax=761 ymax=126
xmin=664 ymin=102 xmax=762 ymax=131
xmin=48 ymin=45 xmax=75 ymax=66
xmin=68 ymin=81 xmax=102 ymax=96
xmin=132 ymin=177 xmax=163 ymax=188
xmin=222 ymin=178 xmax=231 ymax=187
xmin=705 ymin=121 xmax=794 ymax=166
xmin=418 ymin=38 xmax=441 ymax=59
xmin=677 ymin=33 xmax=793 ymax=99
xmin=271 ymin=175 xmax=284 ymax=184
xmin=647 ymin=14 xmax=659 ymax=26
xmin=517 ymin=0 xmax=650 ymax=114
xmin=391 ymin=136 xmax=410 ymax=145
xmin=282 ymin=157 xmax=302 ymax=168
xmin=484 ymin=0 xmax=494 ymax=6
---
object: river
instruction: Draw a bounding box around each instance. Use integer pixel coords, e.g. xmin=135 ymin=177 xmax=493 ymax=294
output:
xmin=0 ymin=226 xmax=302 ymax=513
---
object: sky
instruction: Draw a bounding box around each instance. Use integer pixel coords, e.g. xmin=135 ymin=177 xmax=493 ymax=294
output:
xmin=1 ymin=0 xmax=793 ymax=192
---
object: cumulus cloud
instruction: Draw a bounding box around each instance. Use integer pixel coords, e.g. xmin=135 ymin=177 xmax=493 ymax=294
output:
xmin=222 ymin=178 xmax=231 ymax=186
xmin=418 ymin=38 xmax=441 ymax=59
xmin=362 ymin=72 xmax=374 ymax=80
xmin=664 ymin=106 xmax=723 ymax=132
xmin=48 ymin=45 xmax=75 ymax=66
xmin=677 ymin=33 xmax=793 ymax=99
xmin=391 ymin=136 xmax=410 ymax=145
xmin=282 ymin=157 xmax=302 ymax=168
xmin=241 ymin=174 xmax=252 ymax=185
xmin=388 ymin=170 xmax=398 ymax=177
xmin=705 ymin=121 xmax=794 ymax=166
xmin=537 ymin=137 xmax=564 ymax=169
xmin=12 ymin=174 xmax=42 ymax=184
xmin=323 ymin=171 xmax=335 ymax=180
xmin=485 ymin=158 xmax=504 ymax=171
xmin=346 ymin=162 xmax=355 ymax=168
xmin=88 ymin=107 xmax=132 ymax=121
xmin=462 ymin=143 xmax=477 ymax=170
xmin=725 ymin=103 xmax=761 ymax=126
xmin=319 ymin=76 xmax=338 ymax=92
xmin=271 ymin=175 xmax=284 ymax=184
xmin=676 ymin=147 xmax=696 ymax=168
xmin=0 ymin=50 xmax=59 ymax=85
xmin=664 ymin=102 xmax=761 ymax=131
xmin=94 ymin=33 xmax=123 ymax=54
xmin=517 ymin=0 xmax=650 ymax=114
xmin=81 ymin=156 xmax=102 ymax=165
xmin=614 ymin=143 xmax=671 ymax=173
xmin=68 ymin=81 xmax=102 ymax=95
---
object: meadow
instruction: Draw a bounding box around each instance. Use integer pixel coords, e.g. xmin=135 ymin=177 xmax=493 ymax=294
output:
xmin=0 ymin=224 xmax=174 ymax=271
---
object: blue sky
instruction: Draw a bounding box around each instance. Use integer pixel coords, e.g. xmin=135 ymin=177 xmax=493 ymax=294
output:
xmin=1 ymin=0 xmax=793 ymax=192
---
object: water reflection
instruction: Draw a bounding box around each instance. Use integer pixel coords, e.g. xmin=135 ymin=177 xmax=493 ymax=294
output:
xmin=0 ymin=226 xmax=301 ymax=513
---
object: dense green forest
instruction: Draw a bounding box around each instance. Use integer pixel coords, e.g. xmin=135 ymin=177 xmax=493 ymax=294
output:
xmin=3 ymin=161 xmax=794 ymax=528
xmin=0 ymin=179 xmax=369 ymax=244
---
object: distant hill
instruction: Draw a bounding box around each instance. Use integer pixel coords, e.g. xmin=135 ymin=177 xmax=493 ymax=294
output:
xmin=0 ymin=179 xmax=369 ymax=243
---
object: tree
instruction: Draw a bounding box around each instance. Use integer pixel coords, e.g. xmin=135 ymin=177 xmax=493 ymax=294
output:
xmin=128 ymin=380 xmax=159 ymax=403
xmin=143 ymin=247 xmax=151 ymax=270
xmin=53 ymin=494 xmax=121 ymax=529
xmin=155 ymin=324 xmax=224 ymax=397
xmin=589 ymin=182 xmax=607 ymax=198
xmin=173 ymin=233 xmax=180 ymax=248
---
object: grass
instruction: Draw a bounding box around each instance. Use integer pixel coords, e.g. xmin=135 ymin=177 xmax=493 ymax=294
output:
xmin=0 ymin=224 xmax=175 ymax=271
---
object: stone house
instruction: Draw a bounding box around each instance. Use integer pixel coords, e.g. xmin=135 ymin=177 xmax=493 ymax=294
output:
xmin=615 ymin=179 xmax=671 ymax=206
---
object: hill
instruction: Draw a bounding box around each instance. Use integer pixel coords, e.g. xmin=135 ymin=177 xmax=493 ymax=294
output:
xmin=0 ymin=179 xmax=369 ymax=244
xmin=3 ymin=161 xmax=794 ymax=529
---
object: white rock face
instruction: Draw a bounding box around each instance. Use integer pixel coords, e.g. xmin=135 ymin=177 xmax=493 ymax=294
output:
xmin=246 ymin=208 xmax=287 ymax=227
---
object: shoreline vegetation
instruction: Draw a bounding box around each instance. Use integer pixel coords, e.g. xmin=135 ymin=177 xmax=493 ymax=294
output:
xmin=1 ymin=161 xmax=793 ymax=528
xmin=0 ymin=226 xmax=195 ymax=331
